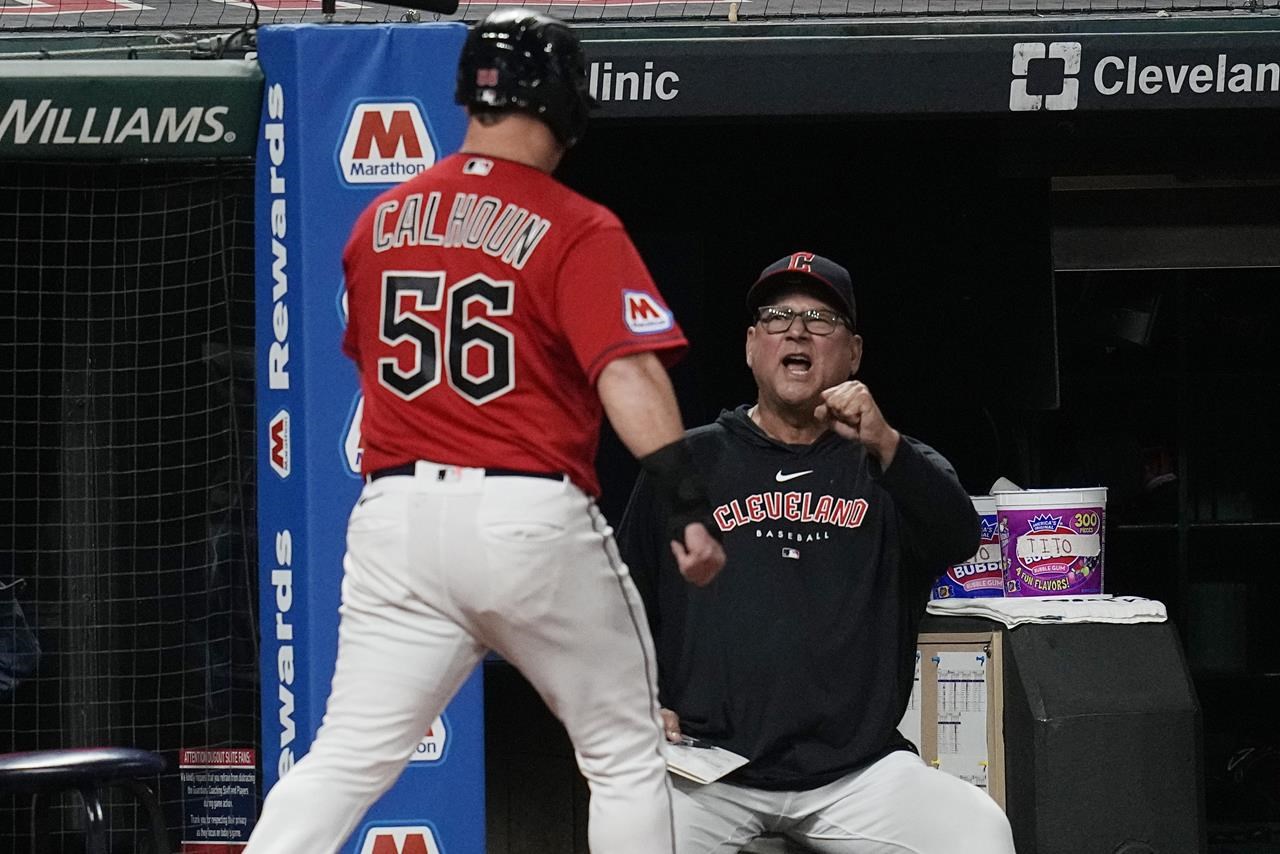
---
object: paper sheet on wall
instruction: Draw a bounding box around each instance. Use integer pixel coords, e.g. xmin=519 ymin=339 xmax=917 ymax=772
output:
xmin=896 ymin=649 xmax=923 ymax=746
xmin=934 ymin=650 xmax=989 ymax=790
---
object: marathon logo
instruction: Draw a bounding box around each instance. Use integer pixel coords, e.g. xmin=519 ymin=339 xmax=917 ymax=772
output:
xmin=408 ymin=716 xmax=447 ymax=764
xmin=622 ymin=291 xmax=674 ymax=335
xmin=268 ymin=409 xmax=291 ymax=479
xmin=0 ymin=100 xmax=231 ymax=145
xmin=338 ymin=102 xmax=436 ymax=185
xmin=358 ymin=826 xmax=440 ymax=854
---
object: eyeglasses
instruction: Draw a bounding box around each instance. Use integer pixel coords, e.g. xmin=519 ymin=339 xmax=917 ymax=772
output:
xmin=755 ymin=305 xmax=851 ymax=336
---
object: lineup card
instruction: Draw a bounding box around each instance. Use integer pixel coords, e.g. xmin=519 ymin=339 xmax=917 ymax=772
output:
xmin=934 ymin=651 xmax=989 ymax=790
xmin=664 ymin=742 xmax=751 ymax=785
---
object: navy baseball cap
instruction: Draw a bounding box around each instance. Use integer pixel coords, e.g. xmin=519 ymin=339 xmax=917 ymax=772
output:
xmin=746 ymin=252 xmax=856 ymax=329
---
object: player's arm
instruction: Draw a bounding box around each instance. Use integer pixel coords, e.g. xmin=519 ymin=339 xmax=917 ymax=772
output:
xmin=882 ymin=437 xmax=980 ymax=571
xmin=597 ymin=352 xmax=725 ymax=587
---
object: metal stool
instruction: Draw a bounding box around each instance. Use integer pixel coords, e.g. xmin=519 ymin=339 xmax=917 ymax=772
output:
xmin=0 ymin=747 xmax=170 ymax=854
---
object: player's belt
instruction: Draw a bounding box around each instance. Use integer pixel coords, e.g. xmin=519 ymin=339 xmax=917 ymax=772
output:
xmin=366 ymin=463 xmax=564 ymax=483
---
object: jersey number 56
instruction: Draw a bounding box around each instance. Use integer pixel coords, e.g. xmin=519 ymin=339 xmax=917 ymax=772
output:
xmin=377 ymin=270 xmax=514 ymax=405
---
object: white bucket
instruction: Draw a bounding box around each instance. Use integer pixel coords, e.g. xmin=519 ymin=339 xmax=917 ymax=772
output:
xmin=996 ymin=487 xmax=1106 ymax=597
xmin=931 ymin=496 xmax=1004 ymax=599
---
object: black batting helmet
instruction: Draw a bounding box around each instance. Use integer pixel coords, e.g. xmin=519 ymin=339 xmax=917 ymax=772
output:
xmin=455 ymin=9 xmax=597 ymax=149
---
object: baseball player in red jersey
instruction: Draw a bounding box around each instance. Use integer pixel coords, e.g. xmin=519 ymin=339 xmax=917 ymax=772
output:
xmin=243 ymin=10 xmax=725 ymax=854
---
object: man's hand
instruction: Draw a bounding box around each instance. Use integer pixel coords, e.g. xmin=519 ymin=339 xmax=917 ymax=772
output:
xmin=660 ymin=708 xmax=683 ymax=743
xmin=671 ymin=522 xmax=726 ymax=587
xmin=815 ymin=380 xmax=901 ymax=467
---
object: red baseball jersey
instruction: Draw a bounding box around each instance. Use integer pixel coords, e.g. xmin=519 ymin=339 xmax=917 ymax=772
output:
xmin=342 ymin=153 xmax=688 ymax=495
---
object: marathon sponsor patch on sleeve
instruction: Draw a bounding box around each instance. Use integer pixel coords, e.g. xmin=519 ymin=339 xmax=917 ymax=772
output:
xmin=622 ymin=290 xmax=674 ymax=334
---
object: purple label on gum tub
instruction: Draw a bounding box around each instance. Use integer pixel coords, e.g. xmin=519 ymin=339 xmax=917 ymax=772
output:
xmin=1000 ymin=507 xmax=1104 ymax=596
xmin=933 ymin=513 xmax=1004 ymax=599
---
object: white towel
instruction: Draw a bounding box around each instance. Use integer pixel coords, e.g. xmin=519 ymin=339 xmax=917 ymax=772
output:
xmin=926 ymin=595 xmax=1167 ymax=628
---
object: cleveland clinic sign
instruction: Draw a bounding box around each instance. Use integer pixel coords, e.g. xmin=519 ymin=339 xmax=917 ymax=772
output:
xmin=578 ymin=26 xmax=1280 ymax=118
xmin=1094 ymin=53 xmax=1280 ymax=96
xmin=1011 ymin=41 xmax=1280 ymax=111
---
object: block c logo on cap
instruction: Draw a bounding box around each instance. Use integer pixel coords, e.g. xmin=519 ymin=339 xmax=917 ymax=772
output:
xmin=338 ymin=102 xmax=436 ymax=185
xmin=788 ymin=252 xmax=815 ymax=272
xmin=358 ymin=826 xmax=440 ymax=854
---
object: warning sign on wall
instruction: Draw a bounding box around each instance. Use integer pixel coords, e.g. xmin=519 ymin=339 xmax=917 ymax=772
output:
xmin=180 ymin=747 xmax=257 ymax=853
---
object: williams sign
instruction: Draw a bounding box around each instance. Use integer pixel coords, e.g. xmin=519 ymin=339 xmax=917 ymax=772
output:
xmin=0 ymin=59 xmax=260 ymax=159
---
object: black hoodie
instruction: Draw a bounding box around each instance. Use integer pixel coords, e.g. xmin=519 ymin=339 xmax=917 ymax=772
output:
xmin=617 ymin=405 xmax=979 ymax=791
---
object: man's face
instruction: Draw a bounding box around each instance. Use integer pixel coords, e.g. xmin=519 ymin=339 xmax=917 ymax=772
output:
xmin=745 ymin=286 xmax=862 ymax=414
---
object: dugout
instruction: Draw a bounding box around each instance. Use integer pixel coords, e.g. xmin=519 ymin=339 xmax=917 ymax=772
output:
xmin=3 ymin=8 xmax=1280 ymax=853
xmin=568 ymin=17 xmax=1280 ymax=678
xmin=499 ymin=15 xmax=1280 ymax=854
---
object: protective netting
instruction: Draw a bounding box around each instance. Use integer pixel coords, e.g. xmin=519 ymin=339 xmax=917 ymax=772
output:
xmin=0 ymin=0 xmax=1273 ymax=35
xmin=0 ymin=161 xmax=258 ymax=851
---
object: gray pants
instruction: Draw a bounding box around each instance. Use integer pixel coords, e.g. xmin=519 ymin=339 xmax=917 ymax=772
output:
xmin=672 ymin=750 xmax=1015 ymax=854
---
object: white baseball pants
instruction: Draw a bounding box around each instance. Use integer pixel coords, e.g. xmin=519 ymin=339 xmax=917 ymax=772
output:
xmin=671 ymin=750 xmax=1015 ymax=854
xmin=244 ymin=463 xmax=676 ymax=854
